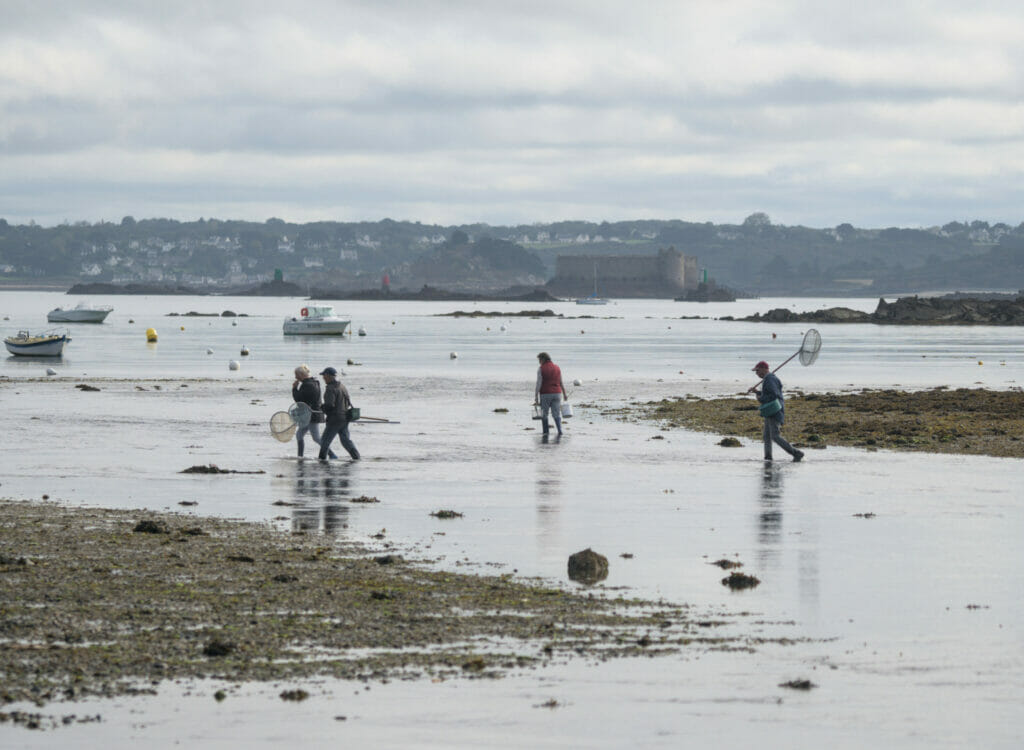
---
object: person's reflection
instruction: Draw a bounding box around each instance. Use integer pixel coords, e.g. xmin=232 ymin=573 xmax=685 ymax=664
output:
xmin=535 ymin=456 xmax=563 ymax=553
xmin=290 ymin=461 xmax=351 ymax=535
xmin=754 ymin=463 xmax=821 ymax=618
xmin=755 ymin=462 xmax=784 ymax=571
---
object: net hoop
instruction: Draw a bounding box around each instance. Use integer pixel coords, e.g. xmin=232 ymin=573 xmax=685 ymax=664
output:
xmin=799 ymin=329 xmax=822 ymax=366
xmin=270 ymin=411 xmax=297 ymax=442
xmin=288 ymin=402 xmax=312 ymax=428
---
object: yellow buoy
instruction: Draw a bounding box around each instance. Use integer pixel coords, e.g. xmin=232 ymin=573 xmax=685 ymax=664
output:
xmin=146 ymin=328 xmax=158 ymax=342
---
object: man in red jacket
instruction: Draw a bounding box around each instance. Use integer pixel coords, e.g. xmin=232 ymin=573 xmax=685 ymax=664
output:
xmin=534 ymin=352 xmax=568 ymax=437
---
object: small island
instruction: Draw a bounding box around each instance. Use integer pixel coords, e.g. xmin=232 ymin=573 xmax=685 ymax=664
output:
xmin=727 ymin=295 xmax=1024 ymax=325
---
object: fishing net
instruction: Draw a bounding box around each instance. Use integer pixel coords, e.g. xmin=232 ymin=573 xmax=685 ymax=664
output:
xmin=270 ymin=411 xmax=297 ymax=442
xmin=799 ymin=329 xmax=822 ymax=366
xmin=288 ymin=402 xmax=312 ymax=428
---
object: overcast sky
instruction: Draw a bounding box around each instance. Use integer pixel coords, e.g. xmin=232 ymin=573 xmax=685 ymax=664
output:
xmin=2 ymin=0 xmax=1023 ymax=228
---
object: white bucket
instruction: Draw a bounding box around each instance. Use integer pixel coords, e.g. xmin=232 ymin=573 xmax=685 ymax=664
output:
xmin=561 ymin=401 xmax=573 ymax=419
xmin=532 ymin=404 xmax=543 ymax=420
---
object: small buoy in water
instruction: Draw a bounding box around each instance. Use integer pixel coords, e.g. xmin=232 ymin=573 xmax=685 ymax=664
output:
xmin=978 ymin=361 xmax=983 ymax=365
xmin=772 ymin=332 xmax=777 ymax=339
xmin=240 ymin=346 xmax=250 ymax=356
xmin=146 ymin=328 xmax=158 ymax=342
xmin=392 ymin=321 xmax=396 ymax=325
xmin=573 ymin=378 xmax=582 ymax=386
xmin=129 ymin=319 xmax=134 ymax=323
xmin=229 ymin=360 xmax=240 ymax=371
xmin=580 ymin=330 xmax=585 ymax=335
xmin=232 ymin=321 xmax=237 ymax=326
xmin=358 ymin=326 xmax=366 ymax=336
xmin=499 ymin=324 xmax=507 ymax=332
xmin=46 ymin=367 xmax=57 ymax=376
xmin=180 ymin=325 xmax=185 ymax=331
xmin=450 ymin=352 xmax=458 ymax=359
xmin=206 ymin=348 xmax=214 ymax=355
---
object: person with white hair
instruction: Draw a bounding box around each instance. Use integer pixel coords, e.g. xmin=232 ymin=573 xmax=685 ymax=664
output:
xmin=292 ymin=364 xmax=335 ymax=458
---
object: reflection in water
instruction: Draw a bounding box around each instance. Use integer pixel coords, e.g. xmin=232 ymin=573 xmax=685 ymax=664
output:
xmin=755 ymin=463 xmax=784 ymax=571
xmin=754 ymin=463 xmax=821 ymax=617
xmin=535 ymin=447 xmax=564 ymax=552
xmin=290 ymin=460 xmax=352 ymax=535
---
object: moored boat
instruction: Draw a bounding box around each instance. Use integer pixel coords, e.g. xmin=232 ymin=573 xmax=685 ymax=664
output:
xmin=575 ymin=262 xmax=610 ymax=305
xmin=283 ymin=305 xmax=351 ymax=335
xmin=47 ymin=302 xmax=113 ymax=323
xmin=4 ymin=330 xmax=72 ymax=357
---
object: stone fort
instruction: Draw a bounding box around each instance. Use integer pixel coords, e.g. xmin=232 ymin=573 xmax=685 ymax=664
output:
xmin=547 ymin=247 xmax=698 ymax=298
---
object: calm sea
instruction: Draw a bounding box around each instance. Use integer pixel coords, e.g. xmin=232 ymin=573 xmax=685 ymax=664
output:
xmin=2 ymin=289 xmax=1022 ymax=749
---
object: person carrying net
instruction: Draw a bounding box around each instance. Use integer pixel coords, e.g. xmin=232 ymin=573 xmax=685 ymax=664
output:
xmin=750 ymin=360 xmax=804 ymax=463
xmin=748 ymin=329 xmax=820 ymax=463
xmin=318 ymin=367 xmax=361 ymax=461
xmin=292 ymin=364 xmax=335 ymax=458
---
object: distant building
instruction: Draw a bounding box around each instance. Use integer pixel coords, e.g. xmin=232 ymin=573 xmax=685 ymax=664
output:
xmin=547 ymin=248 xmax=698 ymax=298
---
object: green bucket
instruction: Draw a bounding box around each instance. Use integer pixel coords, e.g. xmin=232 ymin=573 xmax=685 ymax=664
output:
xmin=758 ymin=399 xmax=782 ymax=418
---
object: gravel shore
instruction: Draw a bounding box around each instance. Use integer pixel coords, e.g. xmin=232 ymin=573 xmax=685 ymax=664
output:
xmin=637 ymin=387 xmax=1024 ymax=458
xmin=0 ymin=500 xmax=797 ymax=723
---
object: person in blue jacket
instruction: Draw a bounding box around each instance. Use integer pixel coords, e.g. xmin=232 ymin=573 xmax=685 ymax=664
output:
xmin=751 ymin=360 xmax=804 ymax=462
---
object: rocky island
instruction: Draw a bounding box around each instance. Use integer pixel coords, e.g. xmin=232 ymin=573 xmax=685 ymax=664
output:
xmin=728 ymin=295 xmax=1024 ymax=325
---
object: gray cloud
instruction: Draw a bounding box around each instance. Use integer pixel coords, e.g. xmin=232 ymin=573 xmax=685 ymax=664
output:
xmin=2 ymin=0 xmax=1023 ymax=226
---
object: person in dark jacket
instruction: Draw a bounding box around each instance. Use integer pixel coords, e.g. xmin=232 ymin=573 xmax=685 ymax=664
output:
xmin=292 ymin=364 xmax=335 ymax=458
xmin=318 ymin=367 xmax=360 ymax=460
xmin=751 ymin=360 xmax=803 ymax=462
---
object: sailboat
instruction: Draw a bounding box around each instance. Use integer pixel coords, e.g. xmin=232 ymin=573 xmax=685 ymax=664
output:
xmin=575 ymin=262 xmax=609 ymax=305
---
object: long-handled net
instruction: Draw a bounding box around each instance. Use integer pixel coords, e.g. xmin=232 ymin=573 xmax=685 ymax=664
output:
xmin=798 ymin=329 xmax=822 ymax=366
xmin=270 ymin=411 xmax=297 ymax=442
xmin=288 ymin=402 xmax=312 ymax=428
xmin=749 ymin=328 xmax=822 ymax=392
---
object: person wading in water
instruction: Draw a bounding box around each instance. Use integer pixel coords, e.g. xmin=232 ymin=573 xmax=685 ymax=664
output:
xmin=751 ymin=360 xmax=804 ymax=462
xmin=534 ymin=352 xmax=568 ymax=437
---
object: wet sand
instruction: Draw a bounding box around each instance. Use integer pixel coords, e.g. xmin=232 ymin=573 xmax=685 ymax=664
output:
xmin=638 ymin=387 xmax=1024 ymax=458
xmin=0 ymin=500 xmax=797 ymax=729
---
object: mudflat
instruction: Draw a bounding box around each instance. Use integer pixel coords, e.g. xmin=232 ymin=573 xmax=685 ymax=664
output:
xmin=0 ymin=500 xmax=796 ymax=719
xmin=642 ymin=387 xmax=1024 ymax=458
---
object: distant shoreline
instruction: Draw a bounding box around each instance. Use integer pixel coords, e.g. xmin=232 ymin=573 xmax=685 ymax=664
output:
xmin=54 ymin=281 xmax=565 ymax=302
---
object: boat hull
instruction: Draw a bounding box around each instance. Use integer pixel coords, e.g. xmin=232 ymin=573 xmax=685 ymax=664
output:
xmin=4 ymin=335 xmax=70 ymax=356
xmin=47 ymin=308 xmax=112 ymax=323
xmin=282 ymin=318 xmax=351 ymax=335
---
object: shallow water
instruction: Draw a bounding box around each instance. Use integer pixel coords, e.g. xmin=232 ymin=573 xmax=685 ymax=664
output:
xmin=2 ymin=291 xmax=1023 ymax=748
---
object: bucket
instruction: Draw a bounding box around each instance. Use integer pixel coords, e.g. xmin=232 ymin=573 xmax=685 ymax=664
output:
xmin=560 ymin=401 xmax=573 ymax=419
xmin=532 ymin=404 xmax=543 ymax=420
xmin=758 ymin=398 xmax=782 ymax=417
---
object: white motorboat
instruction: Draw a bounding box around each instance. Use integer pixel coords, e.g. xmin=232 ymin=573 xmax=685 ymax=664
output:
xmin=47 ymin=301 xmax=113 ymax=323
xmin=4 ymin=329 xmax=72 ymax=356
xmin=283 ymin=305 xmax=351 ymax=335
